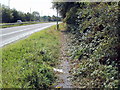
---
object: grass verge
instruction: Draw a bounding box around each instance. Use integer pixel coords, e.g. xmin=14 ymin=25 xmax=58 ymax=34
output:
xmin=1 ymin=22 xmax=48 ymax=28
xmin=1 ymin=24 xmax=62 ymax=88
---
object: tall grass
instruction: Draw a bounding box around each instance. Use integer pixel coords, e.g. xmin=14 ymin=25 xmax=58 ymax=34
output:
xmin=2 ymin=24 xmax=61 ymax=88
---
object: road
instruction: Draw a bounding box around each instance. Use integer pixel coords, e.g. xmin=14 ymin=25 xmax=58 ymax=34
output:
xmin=0 ymin=22 xmax=58 ymax=47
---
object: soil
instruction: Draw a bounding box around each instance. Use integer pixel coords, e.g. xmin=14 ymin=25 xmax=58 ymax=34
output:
xmin=54 ymin=31 xmax=73 ymax=88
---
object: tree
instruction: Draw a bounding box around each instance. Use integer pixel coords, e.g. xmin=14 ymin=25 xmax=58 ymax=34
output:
xmin=51 ymin=15 xmax=61 ymax=21
xmin=52 ymin=2 xmax=81 ymax=31
xmin=32 ymin=11 xmax=40 ymax=21
xmin=2 ymin=5 xmax=13 ymax=23
xmin=52 ymin=2 xmax=77 ymax=18
xmin=25 ymin=12 xmax=31 ymax=21
xmin=11 ymin=9 xmax=21 ymax=22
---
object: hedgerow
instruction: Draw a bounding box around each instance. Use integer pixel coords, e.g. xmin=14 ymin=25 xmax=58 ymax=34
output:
xmin=53 ymin=2 xmax=120 ymax=88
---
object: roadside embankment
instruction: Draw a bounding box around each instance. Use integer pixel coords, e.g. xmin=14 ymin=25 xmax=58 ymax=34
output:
xmin=2 ymin=24 xmax=63 ymax=88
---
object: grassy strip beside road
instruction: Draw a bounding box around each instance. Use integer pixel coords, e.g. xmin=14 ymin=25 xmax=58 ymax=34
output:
xmin=2 ymin=24 xmax=62 ymax=88
xmin=1 ymin=22 xmax=47 ymax=28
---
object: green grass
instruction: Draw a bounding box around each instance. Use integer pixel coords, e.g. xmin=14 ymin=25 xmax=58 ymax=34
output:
xmin=1 ymin=22 xmax=48 ymax=28
xmin=1 ymin=24 xmax=61 ymax=88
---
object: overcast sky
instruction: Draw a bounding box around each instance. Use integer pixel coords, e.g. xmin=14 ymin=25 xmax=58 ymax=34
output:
xmin=1 ymin=0 xmax=57 ymax=16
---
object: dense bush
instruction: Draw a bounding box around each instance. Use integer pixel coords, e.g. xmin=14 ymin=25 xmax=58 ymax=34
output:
xmin=53 ymin=2 xmax=120 ymax=88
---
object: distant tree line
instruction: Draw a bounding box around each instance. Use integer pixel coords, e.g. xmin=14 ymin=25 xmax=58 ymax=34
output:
xmin=1 ymin=4 xmax=61 ymax=23
xmin=40 ymin=15 xmax=61 ymax=22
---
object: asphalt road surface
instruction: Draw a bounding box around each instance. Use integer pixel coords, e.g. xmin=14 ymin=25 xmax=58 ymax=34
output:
xmin=0 ymin=22 xmax=59 ymax=47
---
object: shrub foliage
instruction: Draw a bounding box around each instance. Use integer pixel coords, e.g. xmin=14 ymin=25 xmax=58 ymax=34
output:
xmin=53 ymin=2 xmax=119 ymax=88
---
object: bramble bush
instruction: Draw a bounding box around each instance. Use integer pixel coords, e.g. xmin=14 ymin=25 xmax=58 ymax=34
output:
xmin=56 ymin=2 xmax=119 ymax=88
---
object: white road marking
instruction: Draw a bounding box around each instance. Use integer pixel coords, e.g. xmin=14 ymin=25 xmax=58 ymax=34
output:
xmin=0 ymin=25 xmax=52 ymax=47
xmin=0 ymin=28 xmax=32 ymax=37
xmin=0 ymin=25 xmax=50 ymax=37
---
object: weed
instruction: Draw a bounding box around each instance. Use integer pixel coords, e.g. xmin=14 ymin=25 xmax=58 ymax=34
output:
xmin=2 ymin=24 xmax=62 ymax=88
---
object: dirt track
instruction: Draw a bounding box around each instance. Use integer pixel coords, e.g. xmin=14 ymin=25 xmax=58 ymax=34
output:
xmin=55 ymin=31 xmax=73 ymax=88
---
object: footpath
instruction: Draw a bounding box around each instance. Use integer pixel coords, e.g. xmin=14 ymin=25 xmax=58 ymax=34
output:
xmin=54 ymin=31 xmax=73 ymax=88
